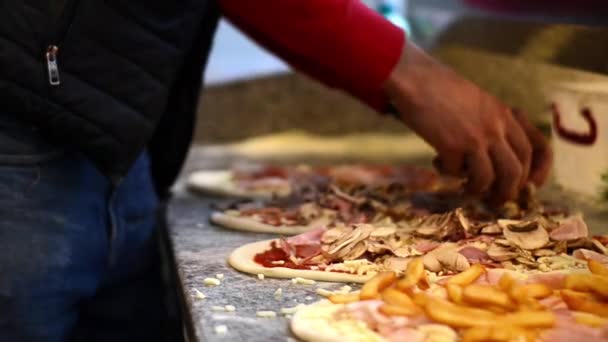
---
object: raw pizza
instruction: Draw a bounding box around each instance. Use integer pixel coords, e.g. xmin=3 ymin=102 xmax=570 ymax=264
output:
xmin=290 ymin=259 xmax=608 ymax=342
xmin=210 ymin=166 xmax=458 ymax=235
xmin=229 ymin=193 xmax=608 ymax=283
xmin=189 ymin=164 xmax=440 ymax=199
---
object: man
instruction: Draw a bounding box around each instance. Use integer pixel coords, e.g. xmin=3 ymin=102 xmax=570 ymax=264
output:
xmin=0 ymin=0 xmax=551 ymax=341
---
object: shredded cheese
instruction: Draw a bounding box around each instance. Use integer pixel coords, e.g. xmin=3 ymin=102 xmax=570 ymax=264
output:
xmin=271 ymin=260 xmax=285 ymax=265
xmin=274 ymin=288 xmax=283 ymax=298
xmin=257 ymin=274 xmax=265 ymax=280
xmin=224 ymin=305 xmax=236 ymax=312
xmin=212 ymin=306 xmax=225 ymax=311
xmin=214 ymin=325 xmax=228 ymax=335
xmin=216 ymin=274 xmax=224 ymax=280
xmin=256 ymin=310 xmax=277 ymax=318
xmin=292 ymin=277 xmax=316 ymax=285
xmin=339 ymin=285 xmax=353 ymax=294
xmin=193 ymin=288 xmax=206 ymax=299
xmin=281 ymin=304 xmax=306 ymax=315
xmin=316 ymin=288 xmax=334 ymax=297
xmin=305 ymin=296 xmax=313 ymax=301
xmin=203 ymin=278 xmax=221 ymax=286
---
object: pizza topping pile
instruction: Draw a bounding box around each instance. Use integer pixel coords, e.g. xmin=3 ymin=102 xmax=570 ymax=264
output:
xmin=294 ymin=258 xmax=608 ymax=342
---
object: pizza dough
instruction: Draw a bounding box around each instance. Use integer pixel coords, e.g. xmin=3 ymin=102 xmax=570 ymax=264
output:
xmin=228 ymin=239 xmax=374 ymax=283
xmin=187 ymin=170 xmax=290 ymax=199
xmin=290 ymin=301 xmax=386 ymax=342
xmin=211 ymin=212 xmax=317 ymax=235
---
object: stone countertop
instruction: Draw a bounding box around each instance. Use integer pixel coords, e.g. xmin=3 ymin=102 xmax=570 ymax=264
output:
xmin=167 ymin=193 xmax=355 ymax=342
xmin=166 ymin=158 xmax=608 ymax=342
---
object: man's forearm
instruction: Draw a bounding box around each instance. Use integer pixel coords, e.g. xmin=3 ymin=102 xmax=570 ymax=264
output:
xmin=219 ymin=0 xmax=405 ymax=111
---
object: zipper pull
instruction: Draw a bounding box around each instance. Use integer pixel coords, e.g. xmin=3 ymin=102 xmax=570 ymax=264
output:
xmin=46 ymin=45 xmax=61 ymax=86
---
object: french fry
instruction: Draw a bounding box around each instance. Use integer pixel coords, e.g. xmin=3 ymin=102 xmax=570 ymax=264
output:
xmin=445 ymin=283 xmax=463 ymax=304
xmin=397 ymin=258 xmax=429 ymax=290
xmin=360 ymin=272 xmax=397 ymax=300
xmin=461 ymin=326 xmax=532 ymax=342
xmin=500 ymin=311 xmax=555 ymax=328
xmin=381 ymin=288 xmax=417 ymax=309
xmin=462 ymin=284 xmax=515 ymax=309
xmin=379 ymin=304 xmax=419 ymax=317
xmin=412 ymin=292 xmax=429 ymax=307
xmin=447 ymin=264 xmax=486 ymax=286
xmin=573 ymin=312 xmax=608 ymax=328
xmin=497 ymin=273 xmax=516 ymax=292
xmin=588 ymin=259 xmax=608 ymax=277
xmin=510 ymin=283 xmax=553 ymax=301
xmin=424 ymin=298 xmax=496 ymax=328
xmin=565 ymin=274 xmax=608 ymax=299
xmin=328 ymin=293 xmax=360 ymax=304
xmin=561 ymin=289 xmax=608 ymax=317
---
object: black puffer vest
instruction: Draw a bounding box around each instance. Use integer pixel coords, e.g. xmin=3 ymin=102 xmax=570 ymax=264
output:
xmin=0 ymin=0 xmax=219 ymax=198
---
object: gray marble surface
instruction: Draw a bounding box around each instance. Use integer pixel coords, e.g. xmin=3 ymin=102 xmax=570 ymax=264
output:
xmin=167 ymin=194 xmax=356 ymax=342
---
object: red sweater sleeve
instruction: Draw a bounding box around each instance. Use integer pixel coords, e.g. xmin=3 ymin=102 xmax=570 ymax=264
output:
xmin=219 ymin=0 xmax=405 ymax=111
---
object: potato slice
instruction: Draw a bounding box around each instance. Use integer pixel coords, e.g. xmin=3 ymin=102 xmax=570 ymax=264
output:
xmin=447 ymin=264 xmax=486 ymax=286
xmin=565 ymin=274 xmax=608 ymax=299
xmin=462 ymin=326 xmax=534 ymax=342
xmin=445 ymin=283 xmax=463 ymax=304
xmin=381 ymin=288 xmax=417 ymax=309
xmin=360 ymin=272 xmax=396 ymax=300
xmin=462 ymin=284 xmax=515 ymax=309
xmin=561 ymin=289 xmax=608 ymax=317
xmin=500 ymin=311 xmax=555 ymax=328
xmin=397 ymin=258 xmax=429 ymax=290
xmin=424 ymin=298 xmax=496 ymax=328
xmin=379 ymin=304 xmax=419 ymax=317
xmin=588 ymin=259 xmax=608 ymax=277
xmin=497 ymin=273 xmax=516 ymax=292
xmin=510 ymin=283 xmax=553 ymax=301
xmin=328 ymin=293 xmax=360 ymax=304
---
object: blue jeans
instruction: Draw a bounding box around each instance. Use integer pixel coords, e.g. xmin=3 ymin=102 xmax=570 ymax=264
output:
xmin=0 ymin=118 xmax=168 ymax=341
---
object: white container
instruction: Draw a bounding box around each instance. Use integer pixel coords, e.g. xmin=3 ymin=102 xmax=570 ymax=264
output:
xmin=547 ymin=82 xmax=608 ymax=199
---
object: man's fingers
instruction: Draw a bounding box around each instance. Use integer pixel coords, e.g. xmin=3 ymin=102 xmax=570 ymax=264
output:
xmin=465 ymin=148 xmax=495 ymax=195
xmin=512 ymin=110 xmax=553 ymax=186
xmin=434 ymin=152 xmax=465 ymax=177
xmin=506 ymin=117 xmax=532 ymax=189
xmin=489 ymin=141 xmax=523 ymax=203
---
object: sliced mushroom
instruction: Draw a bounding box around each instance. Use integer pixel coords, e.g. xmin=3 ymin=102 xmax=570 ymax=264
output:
xmin=415 ymin=226 xmax=442 ymax=238
xmin=341 ymin=241 xmax=368 ymax=260
xmin=367 ymin=241 xmax=393 ymax=254
xmin=480 ymin=224 xmax=503 ymax=235
xmin=370 ymin=226 xmax=397 ymax=238
xmin=487 ymin=244 xmax=518 ymax=262
xmin=394 ymin=245 xmax=420 ymax=258
xmin=532 ymin=249 xmax=556 ymax=257
xmin=423 ymin=254 xmax=442 ymax=272
xmin=500 ymin=201 xmax=521 ymax=219
xmin=515 ymin=257 xmax=538 ymax=268
xmin=502 ymin=220 xmax=539 ymax=233
xmin=383 ymin=257 xmax=412 ymax=273
xmin=494 ymin=239 xmax=512 ymax=247
xmin=502 ymin=223 xmax=549 ymax=250
xmin=455 ymin=208 xmax=471 ymax=232
xmin=321 ymin=226 xmax=352 ymax=244
xmin=591 ymin=239 xmax=608 ymax=255
xmin=436 ymin=251 xmax=470 ymax=272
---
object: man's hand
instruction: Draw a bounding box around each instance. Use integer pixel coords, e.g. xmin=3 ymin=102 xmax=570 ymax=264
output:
xmin=384 ymin=43 xmax=552 ymax=203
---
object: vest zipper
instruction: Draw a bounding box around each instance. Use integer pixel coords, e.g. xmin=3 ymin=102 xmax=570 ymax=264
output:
xmin=45 ymin=0 xmax=80 ymax=87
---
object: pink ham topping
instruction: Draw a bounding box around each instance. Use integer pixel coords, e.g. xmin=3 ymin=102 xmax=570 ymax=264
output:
xmin=286 ymin=226 xmax=326 ymax=245
xmin=550 ymin=216 xmax=588 ymax=241
xmin=573 ymin=248 xmax=608 ymax=264
xmin=458 ymin=246 xmax=491 ymax=262
xmin=280 ymin=227 xmax=326 ymax=261
xmin=414 ymin=240 xmax=440 ymax=253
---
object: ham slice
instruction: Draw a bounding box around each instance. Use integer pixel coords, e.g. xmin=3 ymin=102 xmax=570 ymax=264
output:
xmin=286 ymin=226 xmax=326 ymax=245
xmin=527 ymin=272 xmax=567 ymax=290
xmin=550 ymin=216 xmax=588 ymax=241
xmin=458 ymin=246 xmax=491 ymax=262
xmin=573 ymin=249 xmax=608 ymax=264
xmin=385 ymin=328 xmax=423 ymax=342
xmin=414 ymin=240 xmax=440 ymax=253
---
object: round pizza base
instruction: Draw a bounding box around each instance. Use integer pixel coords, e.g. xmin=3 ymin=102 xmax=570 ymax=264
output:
xmin=187 ymin=170 xmax=290 ymax=199
xmin=228 ymin=239 xmax=374 ymax=283
xmin=211 ymin=212 xmax=314 ymax=235
xmin=291 ymin=301 xmax=386 ymax=342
